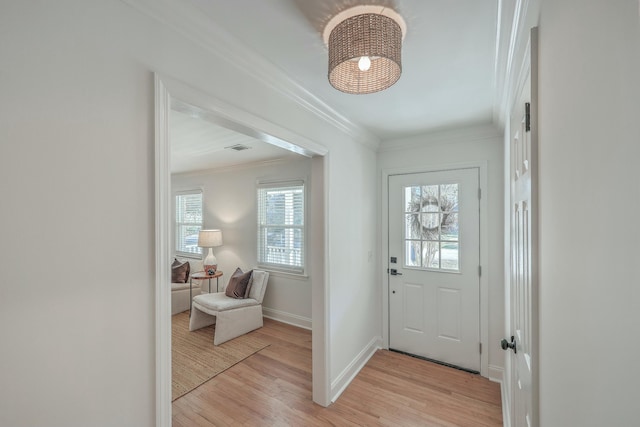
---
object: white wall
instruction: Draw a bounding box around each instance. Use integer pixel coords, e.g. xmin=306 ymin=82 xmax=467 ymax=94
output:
xmin=535 ymin=1 xmax=640 ymax=425
xmin=172 ymin=157 xmax=313 ymax=327
xmin=327 ymin=142 xmax=379 ymax=397
xmin=0 ymin=3 xmax=155 ymax=427
xmin=0 ymin=0 xmax=379 ymax=424
xmin=378 ymin=124 xmax=505 ymax=378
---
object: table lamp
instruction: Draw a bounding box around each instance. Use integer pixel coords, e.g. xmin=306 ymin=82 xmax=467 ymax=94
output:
xmin=198 ymin=229 xmax=223 ymax=274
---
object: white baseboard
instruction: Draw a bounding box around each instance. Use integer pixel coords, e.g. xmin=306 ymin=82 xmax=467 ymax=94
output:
xmin=488 ymin=365 xmax=510 ymax=427
xmin=489 ymin=364 xmax=504 ymax=383
xmin=501 ymin=378 xmax=511 ymax=427
xmin=330 ymin=336 xmax=382 ymax=402
xmin=262 ymin=307 xmax=312 ymax=330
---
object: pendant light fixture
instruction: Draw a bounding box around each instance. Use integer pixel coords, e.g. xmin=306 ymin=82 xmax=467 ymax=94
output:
xmin=323 ymin=6 xmax=407 ymax=94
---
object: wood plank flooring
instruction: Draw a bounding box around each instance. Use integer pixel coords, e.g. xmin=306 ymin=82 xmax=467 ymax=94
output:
xmin=172 ymin=318 xmax=502 ymax=426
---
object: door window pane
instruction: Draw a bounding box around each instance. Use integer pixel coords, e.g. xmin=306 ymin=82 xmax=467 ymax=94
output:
xmin=405 ymin=186 xmax=420 ymax=212
xmin=405 ymin=214 xmax=421 ymax=239
xmin=422 ymin=185 xmax=438 ymax=200
xmin=442 ymin=213 xmax=459 ymax=241
xmin=421 ymin=212 xmax=440 ymax=231
xmin=405 ymin=241 xmax=421 ymax=267
xmin=423 ymin=241 xmax=440 ymax=269
xmin=403 ymin=183 xmax=460 ymax=272
xmin=441 ymin=242 xmax=459 ymax=270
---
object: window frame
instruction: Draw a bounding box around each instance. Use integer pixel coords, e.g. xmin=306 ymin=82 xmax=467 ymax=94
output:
xmin=174 ymin=189 xmax=203 ymax=258
xmin=256 ymin=180 xmax=306 ymax=275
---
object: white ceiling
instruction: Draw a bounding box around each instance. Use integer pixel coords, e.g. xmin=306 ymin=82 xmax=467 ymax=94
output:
xmin=170 ymin=109 xmax=298 ymax=174
xmin=163 ymin=0 xmax=504 ymax=172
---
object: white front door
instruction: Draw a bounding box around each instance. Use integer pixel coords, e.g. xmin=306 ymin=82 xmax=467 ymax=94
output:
xmin=506 ymin=28 xmax=538 ymax=427
xmin=388 ymin=168 xmax=480 ymax=372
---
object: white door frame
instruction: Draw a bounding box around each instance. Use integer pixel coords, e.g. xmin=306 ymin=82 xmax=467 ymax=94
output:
xmin=381 ymin=161 xmax=490 ymax=378
xmin=154 ymin=74 xmax=331 ymax=426
xmin=503 ymin=27 xmax=539 ymax=427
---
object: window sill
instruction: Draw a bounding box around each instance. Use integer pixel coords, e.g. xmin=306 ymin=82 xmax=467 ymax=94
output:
xmin=257 ymin=267 xmax=308 ymax=280
xmin=175 ymin=253 xmax=202 ymax=260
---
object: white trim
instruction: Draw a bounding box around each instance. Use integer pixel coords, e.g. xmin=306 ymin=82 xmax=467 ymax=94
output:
xmin=155 ymin=75 xmax=331 ymax=423
xmin=501 ymin=0 xmax=525 ymax=119
xmin=501 ymin=374 xmax=512 ymax=427
xmin=121 ymin=0 xmax=380 ymax=150
xmin=488 ymin=364 xmax=510 ymax=427
xmin=492 ymin=0 xmax=504 ymax=106
xmin=380 ymin=161 xmax=491 ymax=379
xmin=330 ymin=336 xmax=382 ymax=402
xmin=262 ymin=307 xmax=312 ymax=330
xmin=311 ymin=154 xmax=331 ymax=407
xmin=154 ymin=74 xmax=172 ymax=427
xmin=502 ymin=27 xmax=539 ymax=427
xmin=168 ymin=89 xmax=328 ymax=158
xmin=489 ymin=364 xmax=504 ymax=383
xmin=379 ymin=123 xmax=501 ymax=153
xmin=488 ymin=365 xmax=509 ymax=427
xmin=495 ymin=0 xmax=541 ymax=126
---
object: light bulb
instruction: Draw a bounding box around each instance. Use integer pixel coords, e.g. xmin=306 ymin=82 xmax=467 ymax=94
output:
xmin=358 ymin=56 xmax=371 ymax=71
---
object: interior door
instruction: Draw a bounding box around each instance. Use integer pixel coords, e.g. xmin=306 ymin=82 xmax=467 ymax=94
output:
xmin=389 ymin=168 xmax=480 ymax=372
xmin=505 ymin=28 xmax=538 ymax=427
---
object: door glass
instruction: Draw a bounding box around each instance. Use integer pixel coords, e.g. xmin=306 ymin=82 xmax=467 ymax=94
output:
xmin=405 ymin=241 xmax=421 ymax=267
xmin=405 ymin=214 xmax=420 ymax=239
xmin=403 ymin=183 xmax=460 ymax=271
xmin=423 ymin=241 xmax=439 ymax=269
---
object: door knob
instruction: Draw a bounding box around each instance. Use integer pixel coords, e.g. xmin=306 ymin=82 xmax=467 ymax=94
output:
xmin=501 ymin=336 xmax=517 ymax=354
xmin=389 ymin=269 xmax=403 ymax=276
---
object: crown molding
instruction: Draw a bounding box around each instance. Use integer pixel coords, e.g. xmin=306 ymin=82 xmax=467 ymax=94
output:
xmin=493 ymin=0 xmax=521 ymax=127
xmin=494 ymin=0 xmax=540 ymax=127
xmin=120 ymin=0 xmax=381 ymax=151
xmin=379 ymin=123 xmax=501 ymax=153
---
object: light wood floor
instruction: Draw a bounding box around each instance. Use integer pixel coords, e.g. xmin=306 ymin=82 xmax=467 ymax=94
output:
xmin=172 ymin=318 xmax=502 ymax=426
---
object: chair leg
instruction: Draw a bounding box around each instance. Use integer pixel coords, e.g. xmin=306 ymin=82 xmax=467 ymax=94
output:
xmin=189 ymin=305 xmax=217 ymax=331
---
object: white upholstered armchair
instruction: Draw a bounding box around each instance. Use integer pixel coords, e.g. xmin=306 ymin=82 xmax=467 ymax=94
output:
xmin=188 ymin=270 xmax=269 ymax=345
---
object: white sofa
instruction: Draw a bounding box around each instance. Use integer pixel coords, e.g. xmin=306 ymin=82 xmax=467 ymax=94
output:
xmin=171 ymin=258 xmax=205 ymax=315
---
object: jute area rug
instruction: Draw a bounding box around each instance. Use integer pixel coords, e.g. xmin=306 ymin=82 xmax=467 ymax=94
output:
xmin=172 ymin=311 xmax=269 ymax=401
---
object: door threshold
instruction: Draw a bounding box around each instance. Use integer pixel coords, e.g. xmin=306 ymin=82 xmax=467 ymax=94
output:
xmin=389 ymin=349 xmax=480 ymax=375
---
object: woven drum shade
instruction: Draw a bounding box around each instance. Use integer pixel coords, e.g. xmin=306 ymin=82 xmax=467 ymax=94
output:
xmin=328 ymin=13 xmax=403 ymax=94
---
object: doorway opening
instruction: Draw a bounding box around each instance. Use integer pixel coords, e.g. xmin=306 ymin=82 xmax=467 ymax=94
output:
xmin=154 ymin=75 xmax=330 ymax=425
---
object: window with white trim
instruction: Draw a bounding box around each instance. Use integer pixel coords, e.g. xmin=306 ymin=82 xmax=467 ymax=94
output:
xmin=175 ymin=190 xmax=203 ymax=256
xmin=257 ymin=181 xmax=305 ymax=273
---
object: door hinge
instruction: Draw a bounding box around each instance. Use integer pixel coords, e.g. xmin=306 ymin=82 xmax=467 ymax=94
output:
xmin=478 ymin=265 xmax=482 ymax=277
xmin=525 ymin=102 xmax=531 ymax=132
xmin=478 ymin=188 xmax=481 ymax=200
xmin=479 ymin=342 xmax=482 ymax=354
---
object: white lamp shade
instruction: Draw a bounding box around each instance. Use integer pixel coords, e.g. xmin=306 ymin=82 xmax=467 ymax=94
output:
xmin=198 ymin=229 xmax=223 ymax=248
